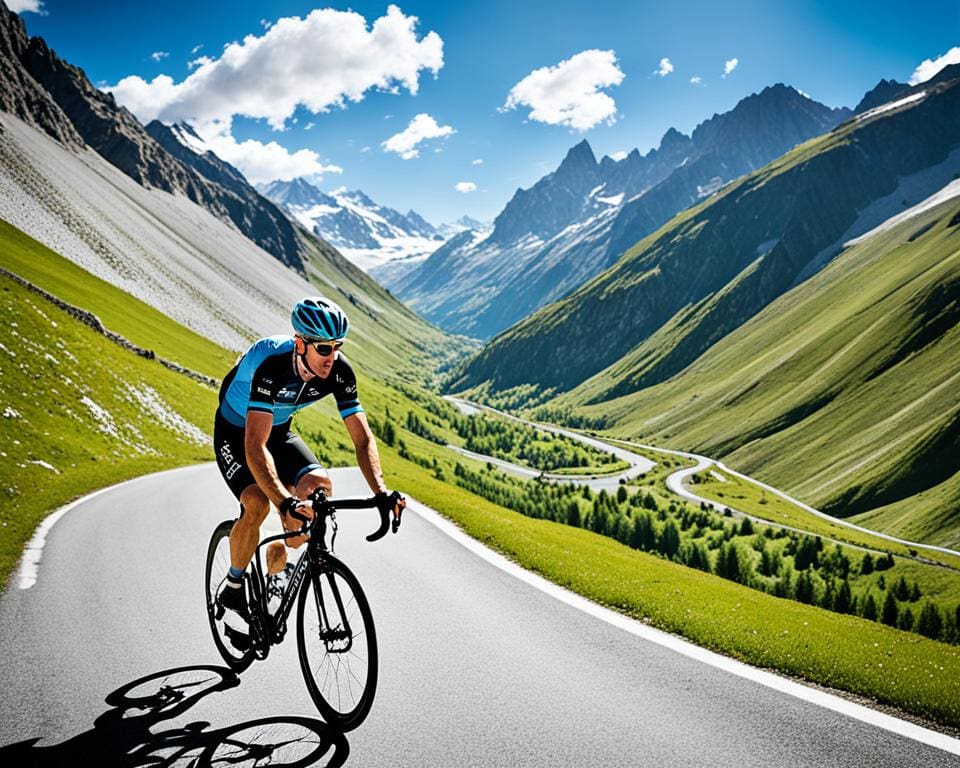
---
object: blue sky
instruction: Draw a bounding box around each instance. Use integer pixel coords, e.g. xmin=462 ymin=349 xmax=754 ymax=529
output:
xmin=15 ymin=0 xmax=960 ymax=225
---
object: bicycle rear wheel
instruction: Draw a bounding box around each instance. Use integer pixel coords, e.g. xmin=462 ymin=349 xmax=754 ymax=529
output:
xmin=297 ymin=556 xmax=378 ymax=730
xmin=205 ymin=520 xmax=255 ymax=672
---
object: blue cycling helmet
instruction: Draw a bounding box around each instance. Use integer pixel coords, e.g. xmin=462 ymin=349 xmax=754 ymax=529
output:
xmin=291 ymin=296 xmax=349 ymax=341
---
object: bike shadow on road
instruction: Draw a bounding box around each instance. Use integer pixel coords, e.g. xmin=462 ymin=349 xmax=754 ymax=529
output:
xmin=0 ymin=664 xmax=350 ymax=767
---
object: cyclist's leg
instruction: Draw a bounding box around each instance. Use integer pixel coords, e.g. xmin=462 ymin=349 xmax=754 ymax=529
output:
xmin=274 ymin=429 xmax=329 ymax=549
xmin=214 ymin=412 xmax=268 ymax=572
xmin=229 ymin=484 xmax=271 ymax=571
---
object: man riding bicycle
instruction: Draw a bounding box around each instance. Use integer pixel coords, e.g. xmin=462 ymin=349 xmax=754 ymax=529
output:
xmin=213 ymin=296 xmax=401 ymax=625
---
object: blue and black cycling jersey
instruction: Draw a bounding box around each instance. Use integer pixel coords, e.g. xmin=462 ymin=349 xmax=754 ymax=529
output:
xmin=216 ymin=335 xmax=364 ymax=427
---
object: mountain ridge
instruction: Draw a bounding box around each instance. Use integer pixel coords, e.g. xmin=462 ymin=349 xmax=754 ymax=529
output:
xmin=391 ymin=84 xmax=852 ymax=339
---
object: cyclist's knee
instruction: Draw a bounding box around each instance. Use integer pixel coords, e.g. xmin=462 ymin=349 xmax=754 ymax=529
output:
xmin=238 ymin=485 xmax=270 ymax=525
xmin=296 ymin=470 xmax=332 ymax=500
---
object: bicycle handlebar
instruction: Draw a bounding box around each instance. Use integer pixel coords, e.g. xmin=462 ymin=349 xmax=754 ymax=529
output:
xmin=285 ymin=491 xmax=405 ymax=543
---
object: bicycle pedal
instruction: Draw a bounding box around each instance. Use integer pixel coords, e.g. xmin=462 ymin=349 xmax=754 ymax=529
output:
xmin=223 ymin=624 xmax=252 ymax=652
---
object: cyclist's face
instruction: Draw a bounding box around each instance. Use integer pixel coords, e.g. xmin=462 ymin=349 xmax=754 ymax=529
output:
xmin=306 ymin=339 xmax=339 ymax=378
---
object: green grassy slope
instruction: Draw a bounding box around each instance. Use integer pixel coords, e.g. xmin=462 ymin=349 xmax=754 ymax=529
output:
xmin=558 ymin=197 xmax=960 ymax=545
xmin=0 ymin=270 xmax=217 ymax=580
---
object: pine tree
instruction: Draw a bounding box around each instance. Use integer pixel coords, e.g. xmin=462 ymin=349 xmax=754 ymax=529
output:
xmin=795 ymin=569 xmax=815 ymax=604
xmin=861 ymin=593 xmax=878 ymax=621
xmin=860 ymin=553 xmax=874 ymax=575
xmin=739 ymin=517 xmax=754 ymax=536
xmin=916 ymin=602 xmax=944 ymax=640
xmin=894 ymin=576 xmax=910 ymax=601
xmin=909 ymin=582 xmax=921 ymax=602
xmin=897 ymin=606 xmax=915 ymax=631
xmin=833 ymin=579 xmax=853 ymax=614
xmin=881 ymin=592 xmax=898 ymax=626
xmin=660 ymin=520 xmax=681 ymax=559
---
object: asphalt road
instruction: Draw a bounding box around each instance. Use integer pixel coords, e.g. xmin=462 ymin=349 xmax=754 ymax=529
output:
xmin=0 ymin=464 xmax=956 ymax=767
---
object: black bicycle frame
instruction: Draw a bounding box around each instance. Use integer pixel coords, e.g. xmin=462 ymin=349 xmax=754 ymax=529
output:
xmin=246 ymin=494 xmax=380 ymax=655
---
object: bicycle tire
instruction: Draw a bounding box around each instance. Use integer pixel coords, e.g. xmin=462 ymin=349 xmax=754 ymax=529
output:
xmin=205 ymin=520 xmax=255 ymax=672
xmin=296 ymin=556 xmax=378 ymax=730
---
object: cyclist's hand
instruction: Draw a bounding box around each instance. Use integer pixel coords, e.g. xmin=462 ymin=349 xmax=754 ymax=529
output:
xmin=279 ymin=497 xmax=312 ymax=548
xmin=368 ymin=491 xmax=405 ymax=541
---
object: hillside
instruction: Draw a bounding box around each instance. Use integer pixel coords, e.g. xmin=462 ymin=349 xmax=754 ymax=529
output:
xmin=452 ymin=77 xmax=960 ymax=398
xmin=549 ymin=193 xmax=960 ymax=546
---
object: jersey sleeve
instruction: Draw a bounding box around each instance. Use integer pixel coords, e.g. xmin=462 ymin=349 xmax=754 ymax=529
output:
xmin=247 ymin=357 xmax=280 ymax=416
xmin=334 ymin=358 xmax=364 ymax=419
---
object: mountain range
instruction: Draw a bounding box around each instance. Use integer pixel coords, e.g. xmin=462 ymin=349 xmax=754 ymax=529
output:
xmin=388 ymin=84 xmax=852 ymax=339
xmin=258 ymin=177 xmax=447 ymax=272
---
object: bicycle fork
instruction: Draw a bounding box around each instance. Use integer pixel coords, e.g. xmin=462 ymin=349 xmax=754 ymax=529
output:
xmin=311 ymin=567 xmax=353 ymax=653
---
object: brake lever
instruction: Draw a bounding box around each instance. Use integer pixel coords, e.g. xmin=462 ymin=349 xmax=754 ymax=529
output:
xmin=366 ymin=495 xmax=406 ymax=542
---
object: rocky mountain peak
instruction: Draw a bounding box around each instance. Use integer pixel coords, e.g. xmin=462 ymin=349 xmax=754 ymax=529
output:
xmin=555 ymin=139 xmax=597 ymax=177
xmin=0 ymin=3 xmax=84 ymax=147
xmin=658 ymin=127 xmax=692 ymax=152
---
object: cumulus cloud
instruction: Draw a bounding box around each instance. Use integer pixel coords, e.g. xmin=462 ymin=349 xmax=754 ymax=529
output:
xmin=609 ymin=150 xmax=628 ymax=161
xmin=7 ymin=0 xmax=44 ymax=13
xmin=690 ymin=75 xmax=703 ymax=85
xmin=187 ymin=56 xmax=212 ymax=70
xmin=909 ymin=47 xmax=960 ymax=85
xmin=108 ymin=6 xmax=443 ymax=129
xmin=195 ymin=120 xmax=342 ymax=184
xmin=655 ymin=57 xmax=674 ymax=77
xmin=455 ymin=182 xmax=477 ymax=193
xmin=151 ymin=51 xmax=170 ymax=62
xmin=382 ymin=113 xmax=455 ymax=159
xmin=472 ymin=158 xmax=483 ymax=165
xmin=191 ymin=44 xmax=203 ymax=54
xmin=502 ymin=49 xmax=624 ymax=131
xmin=723 ymin=58 xmax=739 ymax=78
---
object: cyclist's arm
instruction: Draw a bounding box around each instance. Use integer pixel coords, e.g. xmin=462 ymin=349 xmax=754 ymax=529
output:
xmin=245 ymin=410 xmax=292 ymax=507
xmin=344 ymin=412 xmax=387 ymax=496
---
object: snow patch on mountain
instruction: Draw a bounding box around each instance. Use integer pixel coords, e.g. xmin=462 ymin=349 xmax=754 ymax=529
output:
xmin=259 ymin=177 xmax=458 ymax=272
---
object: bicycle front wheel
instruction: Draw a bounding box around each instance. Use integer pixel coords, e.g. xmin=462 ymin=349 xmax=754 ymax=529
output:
xmin=205 ymin=520 xmax=255 ymax=672
xmin=297 ymin=556 xmax=378 ymax=730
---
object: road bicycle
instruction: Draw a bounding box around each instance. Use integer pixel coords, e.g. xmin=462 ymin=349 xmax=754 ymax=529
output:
xmin=205 ymin=489 xmax=403 ymax=731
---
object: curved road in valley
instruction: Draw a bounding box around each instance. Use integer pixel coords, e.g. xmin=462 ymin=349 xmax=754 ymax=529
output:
xmin=0 ymin=464 xmax=957 ymax=767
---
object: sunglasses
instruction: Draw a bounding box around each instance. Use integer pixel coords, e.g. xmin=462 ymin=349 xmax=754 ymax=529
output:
xmin=308 ymin=340 xmax=343 ymax=357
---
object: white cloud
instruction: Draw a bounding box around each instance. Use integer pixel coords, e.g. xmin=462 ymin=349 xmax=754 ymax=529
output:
xmin=609 ymin=150 xmax=628 ymax=161
xmin=472 ymin=158 xmax=483 ymax=165
xmin=108 ymin=6 xmax=443 ymax=129
xmin=690 ymin=75 xmax=703 ymax=85
xmin=360 ymin=145 xmax=371 ymax=152
xmin=194 ymin=120 xmax=342 ymax=184
xmin=188 ymin=56 xmax=212 ymax=70
xmin=502 ymin=49 xmax=624 ymax=131
xmin=191 ymin=44 xmax=203 ymax=54
xmin=455 ymin=182 xmax=477 ymax=193
xmin=723 ymin=58 xmax=739 ymax=78
xmin=382 ymin=113 xmax=455 ymax=159
xmin=7 ymin=0 xmax=44 ymax=13
xmin=655 ymin=57 xmax=674 ymax=77
xmin=909 ymin=47 xmax=960 ymax=85
xmin=151 ymin=51 xmax=170 ymax=62
xmin=260 ymin=18 xmax=272 ymax=30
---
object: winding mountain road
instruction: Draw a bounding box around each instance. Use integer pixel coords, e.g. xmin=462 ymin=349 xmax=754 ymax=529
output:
xmin=0 ymin=464 xmax=957 ymax=767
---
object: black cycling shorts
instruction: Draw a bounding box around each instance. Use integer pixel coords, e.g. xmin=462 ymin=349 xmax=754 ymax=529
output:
xmin=214 ymin=409 xmax=324 ymax=500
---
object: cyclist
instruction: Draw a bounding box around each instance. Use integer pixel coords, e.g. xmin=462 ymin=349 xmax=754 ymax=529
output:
xmin=213 ymin=296 xmax=402 ymax=625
